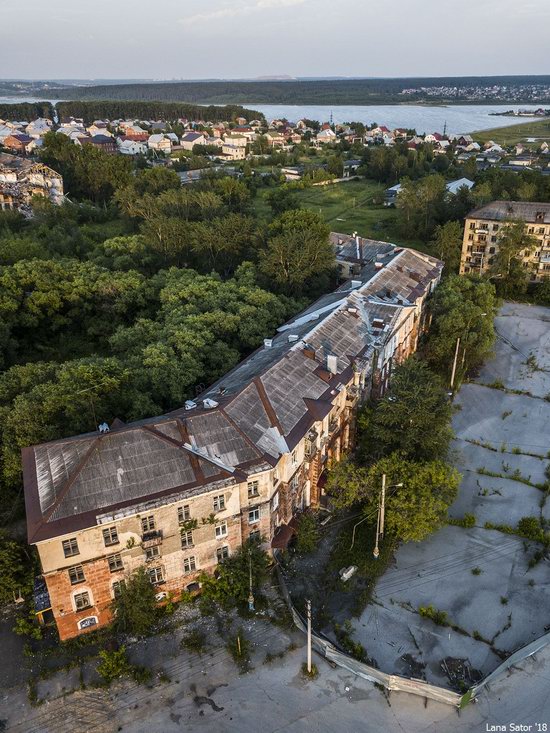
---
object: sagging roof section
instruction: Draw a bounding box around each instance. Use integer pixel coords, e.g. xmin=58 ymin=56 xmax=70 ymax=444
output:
xmin=23 ymin=236 xmax=442 ymax=543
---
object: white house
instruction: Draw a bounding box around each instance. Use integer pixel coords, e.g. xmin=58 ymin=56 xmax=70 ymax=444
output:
xmin=316 ymin=128 xmax=337 ymax=144
xmin=148 ymin=134 xmax=172 ymax=154
xmin=117 ymin=139 xmax=148 ymax=155
xmin=221 ymin=143 xmax=246 ymax=160
xmin=180 ymin=132 xmax=206 ymax=151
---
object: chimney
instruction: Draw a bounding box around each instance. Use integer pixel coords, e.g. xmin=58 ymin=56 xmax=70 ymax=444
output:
xmin=287 ymin=334 xmax=299 ymax=343
xmin=355 ymin=233 xmax=361 ymax=260
xmin=264 ymin=338 xmax=273 ymax=349
xmin=327 ymin=355 xmax=338 ymax=374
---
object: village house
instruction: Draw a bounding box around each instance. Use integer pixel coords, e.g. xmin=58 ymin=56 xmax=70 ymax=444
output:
xmin=0 ymin=152 xmax=63 ymax=214
xmin=3 ymin=133 xmax=34 ymax=154
xmin=81 ymin=135 xmax=118 ymax=155
xmin=460 ymin=201 xmax=550 ymax=281
xmin=180 ymin=132 xmax=206 ymax=151
xmin=266 ymin=131 xmax=286 ymax=147
xmin=221 ymin=143 xmax=246 ymax=160
xmin=148 ymin=134 xmax=172 ymax=154
xmin=223 ymin=133 xmax=248 ymax=148
xmin=316 ymin=127 xmax=337 ymax=145
xmin=117 ymin=139 xmax=148 ymax=156
xmin=23 ymin=240 xmax=442 ymax=639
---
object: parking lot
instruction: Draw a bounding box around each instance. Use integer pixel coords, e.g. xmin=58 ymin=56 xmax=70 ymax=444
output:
xmin=350 ymin=302 xmax=550 ymax=688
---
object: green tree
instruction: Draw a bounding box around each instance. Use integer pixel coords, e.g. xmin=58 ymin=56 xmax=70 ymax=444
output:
xmin=430 ymin=221 xmax=463 ymax=274
xmin=198 ymin=539 xmax=270 ymax=610
xmin=359 ymin=358 xmax=453 ymax=463
xmin=0 ymin=532 xmax=33 ymax=605
xmin=295 ymin=511 xmax=320 ymax=554
xmin=326 ymin=460 xmax=374 ymax=510
xmin=490 ymin=220 xmax=537 ymax=297
xmin=425 ymin=275 xmax=497 ymax=383
xmin=111 ymin=567 xmax=158 ymax=637
xmin=260 ymin=209 xmax=334 ymax=293
xmin=365 ymin=453 xmax=460 ymax=542
xmin=265 ymin=187 xmax=299 ymax=216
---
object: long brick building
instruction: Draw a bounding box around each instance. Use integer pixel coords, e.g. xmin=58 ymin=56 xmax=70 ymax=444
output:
xmin=23 ymin=234 xmax=442 ymax=639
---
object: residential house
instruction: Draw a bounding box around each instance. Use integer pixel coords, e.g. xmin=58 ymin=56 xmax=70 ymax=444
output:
xmin=23 ymin=239 xmax=442 ymax=640
xmin=316 ymin=128 xmax=337 ymax=145
xmin=221 ymin=143 xmax=246 ymax=160
xmin=148 ymin=134 xmax=172 ymax=154
xmin=81 ymin=135 xmax=117 ymax=155
xmin=180 ymin=132 xmax=206 ymax=151
xmin=266 ymin=131 xmax=286 ymax=147
xmin=223 ymin=134 xmax=247 ymax=148
xmin=460 ymin=201 xmax=550 ymax=281
xmin=0 ymin=153 xmax=63 ymax=214
xmin=3 ymin=134 xmax=34 ymax=154
xmin=117 ymin=139 xmax=148 ymax=156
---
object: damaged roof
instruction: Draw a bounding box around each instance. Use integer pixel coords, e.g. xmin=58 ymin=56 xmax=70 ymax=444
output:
xmin=23 ymin=237 xmax=442 ymax=543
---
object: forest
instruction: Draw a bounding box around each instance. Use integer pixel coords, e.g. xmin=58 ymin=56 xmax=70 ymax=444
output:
xmin=47 ymin=75 xmax=550 ymax=105
xmin=0 ymin=132 xmax=337 ymax=520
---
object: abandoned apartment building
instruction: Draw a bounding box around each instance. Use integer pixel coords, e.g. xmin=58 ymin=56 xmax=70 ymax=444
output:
xmin=0 ymin=152 xmax=63 ymax=215
xmin=22 ymin=234 xmax=442 ymax=639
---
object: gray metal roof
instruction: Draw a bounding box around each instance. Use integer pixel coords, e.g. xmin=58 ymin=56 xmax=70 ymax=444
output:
xmin=467 ymin=200 xmax=550 ymax=223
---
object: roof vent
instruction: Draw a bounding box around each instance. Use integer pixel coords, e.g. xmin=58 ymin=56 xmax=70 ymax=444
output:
xmin=375 ymin=262 xmax=384 ymax=269
xmin=185 ymin=400 xmax=197 ymax=411
xmin=264 ymin=338 xmax=273 ymax=349
xmin=327 ymin=355 xmax=338 ymax=374
xmin=288 ymin=334 xmax=299 ymax=343
xmin=351 ymin=279 xmax=362 ymax=289
xmin=373 ymin=318 xmax=384 ymax=329
xmin=98 ymin=422 xmax=110 ymax=434
xmin=347 ymin=307 xmax=358 ymax=314
xmin=203 ymin=398 xmax=219 ymax=409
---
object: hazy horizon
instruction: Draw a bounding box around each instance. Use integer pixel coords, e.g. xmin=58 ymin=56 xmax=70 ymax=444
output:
xmin=2 ymin=0 xmax=549 ymax=80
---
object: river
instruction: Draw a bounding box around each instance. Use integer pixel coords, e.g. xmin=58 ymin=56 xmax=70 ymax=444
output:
xmin=0 ymin=96 xmax=545 ymax=134
xmin=248 ymin=103 xmax=545 ymax=134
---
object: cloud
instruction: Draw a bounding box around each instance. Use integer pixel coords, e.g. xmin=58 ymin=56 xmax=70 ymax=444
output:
xmin=179 ymin=0 xmax=307 ymax=26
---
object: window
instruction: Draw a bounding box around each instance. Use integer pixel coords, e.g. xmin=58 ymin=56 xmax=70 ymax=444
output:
xmin=489 ymin=247 xmax=496 ymax=254
xmin=181 ymin=530 xmax=194 ymax=549
xmin=291 ymin=450 xmax=298 ymax=465
xmin=469 ymin=222 xmax=475 ymax=230
xmin=468 ymin=234 xmax=473 ymax=241
xmin=528 ymin=227 xmax=534 ymax=234
xmin=108 ymin=553 xmax=123 ymax=572
xmin=178 ymin=505 xmax=191 ymax=523
xmin=248 ymin=508 xmax=260 ymax=524
xmin=68 ymin=565 xmax=85 ymax=585
xmin=145 ymin=545 xmax=160 ymax=561
xmin=493 ymin=224 xmax=499 ymax=231
xmin=216 ymin=546 xmax=229 ymax=562
xmin=141 ymin=515 xmax=155 ymax=532
xmin=247 ymin=480 xmax=259 ymax=499
xmin=491 ymin=236 xmax=497 ymax=243
xmin=183 ymin=556 xmax=196 ymax=574
xmin=74 ymin=591 xmax=91 ymax=611
xmin=539 ymin=228 xmax=545 ymax=235
xmin=215 ymin=522 xmax=227 ymax=539
xmin=213 ymin=495 xmax=225 ymax=512
xmin=112 ymin=580 xmax=125 ymax=599
xmin=62 ymin=538 xmax=79 ymax=558
xmin=102 ymin=526 xmax=119 ymax=547
xmin=148 ymin=566 xmax=164 ymax=584
xmin=249 ymin=529 xmax=261 ymax=543
xmin=271 ymin=492 xmax=279 ymax=511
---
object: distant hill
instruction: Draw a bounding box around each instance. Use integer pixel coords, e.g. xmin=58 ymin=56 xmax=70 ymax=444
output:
xmin=46 ymin=76 xmax=550 ymax=106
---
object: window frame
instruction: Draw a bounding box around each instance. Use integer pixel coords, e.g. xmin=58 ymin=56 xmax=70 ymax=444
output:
xmin=68 ymin=565 xmax=85 ymax=585
xmin=216 ymin=546 xmax=229 ymax=563
xmin=141 ymin=515 xmax=155 ymax=533
xmin=183 ymin=556 xmax=197 ymax=574
xmin=73 ymin=590 xmax=92 ymax=612
xmin=181 ymin=530 xmax=194 ymax=549
xmin=213 ymin=494 xmax=226 ymax=512
xmin=145 ymin=545 xmax=161 ymax=561
xmin=215 ymin=521 xmax=228 ymax=539
xmin=62 ymin=538 xmax=79 ymax=558
xmin=102 ymin=526 xmax=119 ymax=547
xmin=148 ymin=566 xmax=164 ymax=585
xmin=248 ymin=508 xmax=260 ymax=524
xmin=107 ymin=553 xmax=123 ymax=573
xmin=178 ymin=505 xmax=191 ymax=523
xmin=247 ymin=480 xmax=260 ymax=499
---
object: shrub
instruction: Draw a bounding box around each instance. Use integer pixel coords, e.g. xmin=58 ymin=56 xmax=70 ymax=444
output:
xmin=226 ymin=629 xmax=251 ymax=673
xmin=97 ymin=647 xmax=132 ymax=684
xmin=181 ymin=629 xmax=207 ymax=655
xmin=471 ymin=567 xmax=482 ymax=576
xmin=500 ymin=596 xmax=508 ymax=605
xmin=518 ymin=516 xmax=543 ymax=542
xmin=301 ymin=662 xmax=319 ymax=679
xmin=418 ymin=605 xmax=449 ymax=626
xmin=448 ymin=513 xmax=476 ymax=528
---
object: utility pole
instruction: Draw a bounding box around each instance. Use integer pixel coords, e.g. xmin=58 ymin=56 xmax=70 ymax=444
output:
xmin=248 ymin=549 xmax=255 ymax=612
xmin=306 ymin=599 xmax=312 ymax=673
xmin=379 ymin=473 xmax=386 ymax=539
xmin=450 ymin=336 xmax=461 ymax=390
xmin=373 ymin=497 xmax=381 ymax=559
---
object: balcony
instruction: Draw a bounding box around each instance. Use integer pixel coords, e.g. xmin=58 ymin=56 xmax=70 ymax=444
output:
xmin=142 ymin=530 xmax=163 ymax=548
xmin=328 ymin=417 xmax=340 ymax=435
xmin=346 ymin=385 xmax=360 ymax=405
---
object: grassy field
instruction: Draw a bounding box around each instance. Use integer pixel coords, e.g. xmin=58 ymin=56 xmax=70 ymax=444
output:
xmin=254 ymin=179 xmax=427 ymax=250
xmin=472 ymin=117 xmax=550 ymax=146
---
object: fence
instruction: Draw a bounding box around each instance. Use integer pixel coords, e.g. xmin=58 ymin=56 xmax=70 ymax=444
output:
xmin=274 ymin=554 xmax=550 ymax=709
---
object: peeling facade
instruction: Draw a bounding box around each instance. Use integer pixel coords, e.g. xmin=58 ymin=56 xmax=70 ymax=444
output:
xmin=23 ymin=235 xmax=442 ymax=639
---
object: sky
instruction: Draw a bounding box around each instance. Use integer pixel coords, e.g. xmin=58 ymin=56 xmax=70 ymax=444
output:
xmin=2 ymin=0 xmax=550 ymax=80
